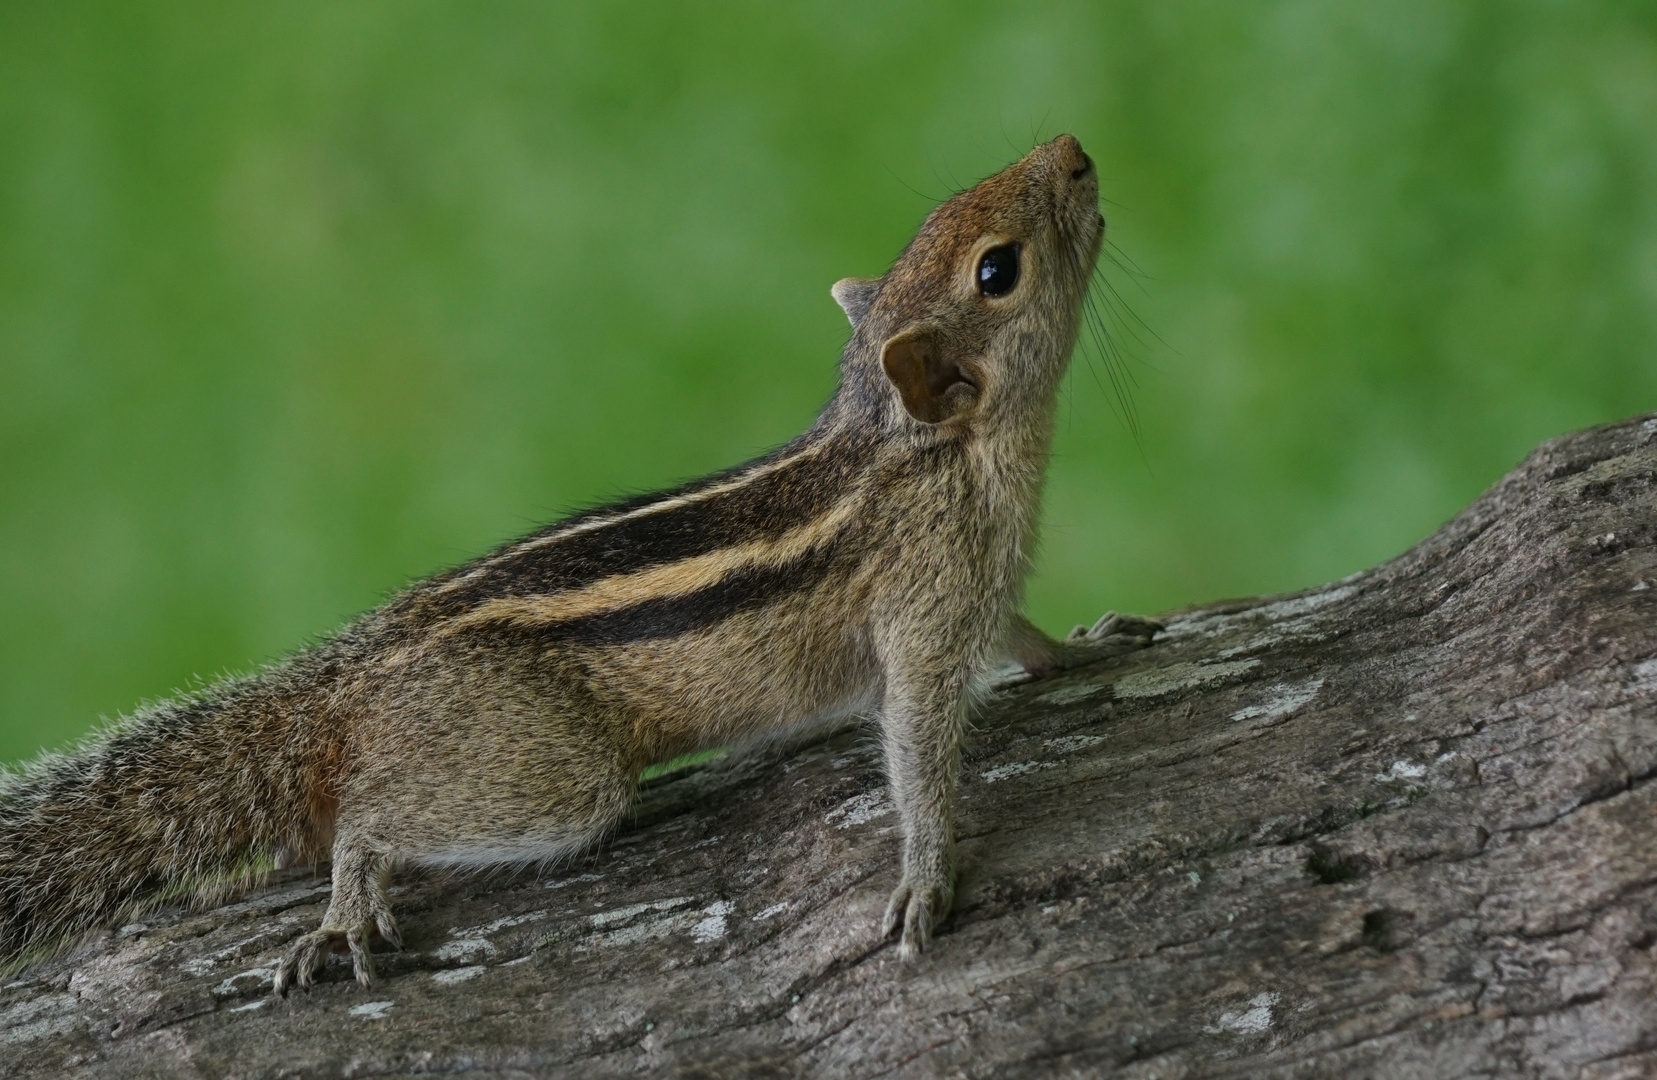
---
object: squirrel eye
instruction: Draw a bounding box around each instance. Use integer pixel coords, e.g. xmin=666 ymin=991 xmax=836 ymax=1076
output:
xmin=977 ymin=244 xmax=1020 ymax=297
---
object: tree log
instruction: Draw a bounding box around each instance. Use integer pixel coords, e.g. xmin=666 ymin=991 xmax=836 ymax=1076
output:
xmin=3 ymin=414 xmax=1655 ymax=1079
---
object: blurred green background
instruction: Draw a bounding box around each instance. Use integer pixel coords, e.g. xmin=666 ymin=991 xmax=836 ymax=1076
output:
xmin=3 ymin=2 xmax=1655 ymax=765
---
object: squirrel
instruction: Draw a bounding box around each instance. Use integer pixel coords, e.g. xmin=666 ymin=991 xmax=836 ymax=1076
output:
xmin=0 ymin=134 xmax=1159 ymax=993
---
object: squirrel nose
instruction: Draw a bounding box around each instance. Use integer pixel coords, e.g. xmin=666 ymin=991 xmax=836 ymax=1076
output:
xmin=1048 ymin=134 xmax=1093 ymax=180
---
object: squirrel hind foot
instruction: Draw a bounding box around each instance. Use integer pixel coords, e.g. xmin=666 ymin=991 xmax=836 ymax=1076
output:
xmin=272 ymin=917 xmax=397 ymax=995
xmin=273 ymin=841 xmax=400 ymax=995
xmin=273 ymin=929 xmax=338 ymax=995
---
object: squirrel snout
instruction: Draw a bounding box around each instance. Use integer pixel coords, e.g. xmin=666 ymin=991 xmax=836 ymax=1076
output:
xmin=1047 ymin=134 xmax=1093 ymax=181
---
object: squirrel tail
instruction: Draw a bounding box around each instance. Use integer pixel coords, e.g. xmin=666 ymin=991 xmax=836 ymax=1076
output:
xmin=0 ymin=669 xmax=335 ymax=973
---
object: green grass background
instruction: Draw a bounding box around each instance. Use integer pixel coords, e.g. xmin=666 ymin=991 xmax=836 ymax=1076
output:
xmin=3 ymin=2 xmax=1655 ymax=765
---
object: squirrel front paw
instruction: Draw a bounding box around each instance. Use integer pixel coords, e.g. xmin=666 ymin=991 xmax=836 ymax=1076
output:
xmin=1007 ymin=611 xmax=1162 ymax=680
xmin=881 ymin=866 xmax=955 ymax=959
xmin=1065 ymin=611 xmax=1162 ymax=654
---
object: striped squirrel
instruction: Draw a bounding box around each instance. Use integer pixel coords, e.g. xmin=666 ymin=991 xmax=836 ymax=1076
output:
xmin=0 ymin=135 xmax=1159 ymax=992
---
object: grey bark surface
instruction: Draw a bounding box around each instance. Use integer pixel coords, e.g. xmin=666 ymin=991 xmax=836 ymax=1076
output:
xmin=4 ymin=414 xmax=1655 ymax=1080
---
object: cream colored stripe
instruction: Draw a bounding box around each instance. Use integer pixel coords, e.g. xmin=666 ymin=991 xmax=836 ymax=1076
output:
xmin=435 ymin=438 xmax=833 ymax=594
xmin=443 ymin=493 xmax=860 ymax=632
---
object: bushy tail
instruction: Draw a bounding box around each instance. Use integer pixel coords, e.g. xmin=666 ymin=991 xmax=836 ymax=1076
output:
xmin=0 ymin=671 xmax=332 ymax=972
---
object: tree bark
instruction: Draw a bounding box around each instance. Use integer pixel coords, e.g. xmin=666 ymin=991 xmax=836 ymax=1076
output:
xmin=4 ymin=413 xmax=1655 ymax=1080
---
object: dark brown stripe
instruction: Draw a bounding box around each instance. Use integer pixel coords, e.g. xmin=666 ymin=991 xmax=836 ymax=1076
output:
xmin=413 ymin=432 xmax=870 ymax=618
xmin=529 ymin=540 xmax=846 ymax=646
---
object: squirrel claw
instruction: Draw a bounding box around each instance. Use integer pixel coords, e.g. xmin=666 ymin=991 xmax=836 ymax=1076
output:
xmin=882 ymin=871 xmax=953 ymax=959
xmin=346 ymin=926 xmax=378 ymax=987
xmin=273 ymin=928 xmax=337 ymax=996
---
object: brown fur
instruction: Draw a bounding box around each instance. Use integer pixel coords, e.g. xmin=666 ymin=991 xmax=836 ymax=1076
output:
xmin=0 ymin=135 xmax=1159 ymax=991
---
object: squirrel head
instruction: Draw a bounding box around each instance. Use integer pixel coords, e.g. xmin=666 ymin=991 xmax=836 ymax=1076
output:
xmin=833 ymin=134 xmax=1103 ymax=434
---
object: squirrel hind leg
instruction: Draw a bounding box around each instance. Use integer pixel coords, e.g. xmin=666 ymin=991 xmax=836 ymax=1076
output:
xmin=273 ymin=839 xmax=398 ymax=995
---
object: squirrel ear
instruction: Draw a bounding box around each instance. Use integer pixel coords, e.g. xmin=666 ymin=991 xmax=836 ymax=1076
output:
xmin=830 ymin=277 xmax=879 ymax=327
xmin=880 ymin=326 xmax=979 ymax=424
